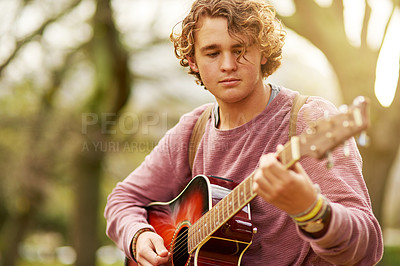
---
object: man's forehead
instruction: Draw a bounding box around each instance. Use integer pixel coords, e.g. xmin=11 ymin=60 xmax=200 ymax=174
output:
xmin=194 ymin=16 xmax=248 ymax=48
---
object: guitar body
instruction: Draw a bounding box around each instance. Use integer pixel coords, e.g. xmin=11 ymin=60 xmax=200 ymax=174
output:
xmin=126 ymin=175 xmax=254 ymax=266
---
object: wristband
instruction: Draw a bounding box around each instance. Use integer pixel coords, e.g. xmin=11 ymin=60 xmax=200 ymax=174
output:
xmin=131 ymin=228 xmax=154 ymax=260
xmin=300 ymin=202 xmax=331 ymax=233
xmin=295 ymin=196 xmax=328 ymax=226
xmin=293 ymin=194 xmax=324 ymax=222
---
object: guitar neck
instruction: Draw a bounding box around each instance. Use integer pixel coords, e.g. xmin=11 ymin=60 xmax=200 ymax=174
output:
xmin=187 ymin=139 xmax=300 ymax=253
xmin=278 ymin=136 xmax=302 ymax=169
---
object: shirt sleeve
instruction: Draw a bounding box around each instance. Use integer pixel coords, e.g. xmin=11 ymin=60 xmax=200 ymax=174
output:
xmin=103 ymin=104 xmax=210 ymax=260
xmin=295 ymin=96 xmax=383 ymax=265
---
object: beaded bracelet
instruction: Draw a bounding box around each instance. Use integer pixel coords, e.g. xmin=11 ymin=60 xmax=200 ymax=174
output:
xmin=131 ymin=228 xmax=154 ymax=260
xmin=295 ymin=196 xmax=329 ymax=226
xmin=293 ymin=194 xmax=324 ymax=223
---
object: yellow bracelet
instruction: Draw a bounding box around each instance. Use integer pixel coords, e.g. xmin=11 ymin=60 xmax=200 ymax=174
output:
xmin=294 ymin=194 xmax=324 ymax=222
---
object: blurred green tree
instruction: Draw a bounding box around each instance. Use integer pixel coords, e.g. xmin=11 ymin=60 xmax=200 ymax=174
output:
xmin=0 ymin=0 xmax=132 ymax=265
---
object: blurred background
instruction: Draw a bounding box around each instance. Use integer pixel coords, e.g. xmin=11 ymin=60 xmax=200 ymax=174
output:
xmin=0 ymin=0 xmax=399 ymax=265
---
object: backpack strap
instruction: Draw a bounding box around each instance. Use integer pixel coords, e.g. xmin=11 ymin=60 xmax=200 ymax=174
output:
xmin=289 ymin=94 xmax=309 ymax=138
xmin=188 ymin=104 xmax=214 ymax=171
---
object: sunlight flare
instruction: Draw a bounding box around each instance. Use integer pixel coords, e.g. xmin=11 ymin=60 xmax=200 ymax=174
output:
xmin=374 ymin=7 xmax=400 ymax=108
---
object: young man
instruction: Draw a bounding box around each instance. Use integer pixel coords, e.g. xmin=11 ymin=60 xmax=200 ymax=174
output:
xmin=105 ymin=0 xmax=383 ymax=265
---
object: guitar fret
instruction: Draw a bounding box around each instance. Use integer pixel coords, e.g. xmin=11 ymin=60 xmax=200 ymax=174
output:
xmin=223 ymin=195 xmax=226 ymax=219
xmin=194 ymin=222 xmax=198 ymax=246
xmin=206 ymin=212 xmax=210 ymax=236
xmin=233 ymin=186 xmax=237 ymax=213
xmin=215 ymin=204 xmax=219 ymax=227
xmin=244 ymin=182 xmax=248 ymax=201
xmin=196 ymin=219 xmax=200 ymax=244
xmin=198 ymin=221 xmax=201 ymax=244
xmin=201 ymin=214 xmax=205 ymax=240
xmin=211 ymin=203 xmax=214 ymax=233
xmin=226 ymin=194 xmax=231 ymax=218
xmin=202 ymin=217 xmax=205 ymax=240
xmin=240 ymin=184 xmax=244 ymax=206
xmin=226 ymin=197 xmax=229 ymax=217
xmin=209 ymin=207 xmax=212 ymax=237
xmin=188 ymin=227 xmax=193 ymax=251
xmin=222 ymin=197 xmax=226 ymax=220
xmin=197 ymin=217 xmax=201 ymax=242
xmin=192 ymin=224 xmax=196 ymax=247
xmin=203 ymin=214 xmax=208 ymax=238
xmin=229 ymin=192 xmax=233 ymax=214
xmin=220 ymin=201 xmax=224 ymax=223
xmin=208 ymin=213 xmax=211 ymax=233
xmin=192 ymin=227 xmax=195 ymax=250
xmin=247 ymin=178 xmax=253 ymax=199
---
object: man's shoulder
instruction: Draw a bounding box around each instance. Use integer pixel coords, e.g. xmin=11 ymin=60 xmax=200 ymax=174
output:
xmin=178 ymin=103 xmax=214 ymax=126
xmin=188 ymin=103 xmax=214 ymax=118
xmin=165 ymin=103 xmax=214 ymax=137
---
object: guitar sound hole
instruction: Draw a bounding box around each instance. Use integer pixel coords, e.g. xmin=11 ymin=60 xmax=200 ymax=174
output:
xmin=172 ymin=226 xmax=189 ymax=266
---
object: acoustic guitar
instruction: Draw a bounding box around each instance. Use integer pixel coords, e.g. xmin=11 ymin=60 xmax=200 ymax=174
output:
xmin=125 ymin=96 xmax=370 ymax=266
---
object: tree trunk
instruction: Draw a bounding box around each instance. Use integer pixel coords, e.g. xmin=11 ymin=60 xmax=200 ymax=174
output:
xmin=72 ymin=127 xmax=105 ymax=266
xmin=1 ymin=209 xmax=35 ymax=266
xmin=72 ymin=0 xmax=130 ymax=264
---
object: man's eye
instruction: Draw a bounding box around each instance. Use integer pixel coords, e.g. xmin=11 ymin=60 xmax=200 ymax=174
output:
xmin=234 ymin=50 xmax=243 ymax=55
xmin=207 ymin=52 xmax=219 ymax=57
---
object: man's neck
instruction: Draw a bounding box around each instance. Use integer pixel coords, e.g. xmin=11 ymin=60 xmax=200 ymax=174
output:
xmin=217 ymin=84 xmax=271 ymax=130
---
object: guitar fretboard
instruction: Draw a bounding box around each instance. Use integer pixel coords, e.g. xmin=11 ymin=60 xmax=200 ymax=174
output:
xmin=187 ymin=175 xmax=256 ymax=252
xmin=187 ymin=140 xmax=299 ymax=253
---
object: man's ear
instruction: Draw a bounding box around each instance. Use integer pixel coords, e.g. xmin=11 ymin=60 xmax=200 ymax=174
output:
xmin=187 ymin=56 xmax=199 ymax=72
xmin=261 ymin=56 xmax=267 ymax=65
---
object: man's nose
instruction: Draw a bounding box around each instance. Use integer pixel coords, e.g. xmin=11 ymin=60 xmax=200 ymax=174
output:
xmin=220 ymin=53 xmax=238 ymax=72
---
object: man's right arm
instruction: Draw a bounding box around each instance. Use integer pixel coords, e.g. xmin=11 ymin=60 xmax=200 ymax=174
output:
xmin=104 ymin=104 xmax=211 ymax=261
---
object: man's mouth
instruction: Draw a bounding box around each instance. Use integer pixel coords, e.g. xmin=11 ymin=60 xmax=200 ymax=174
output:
xmin=219 ymin=78 xmax=241 ymax=86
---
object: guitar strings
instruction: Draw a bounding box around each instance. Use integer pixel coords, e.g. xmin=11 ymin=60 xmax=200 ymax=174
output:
xmin=162 ymin=183 xmax=253 ymax=263
xmin=166 ymin=214 xmax=211 ymax=262
xmin=167 ymin=203 xmax=239 ymax=263
xmin=170 ymin=193 xmax=238 ymax=260
xmin=166 ymin=229 xmax=189 ymax=263
xmin=165 ymin=203 xmax=230 ymax=263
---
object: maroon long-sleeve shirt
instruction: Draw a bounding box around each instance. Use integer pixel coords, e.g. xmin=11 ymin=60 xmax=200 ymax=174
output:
xmin=105 ymin=86 xmax=383 ymax=265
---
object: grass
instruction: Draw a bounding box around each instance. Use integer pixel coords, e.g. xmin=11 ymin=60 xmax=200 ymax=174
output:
xmin=378 ymin=246 xmax=400 ymax=266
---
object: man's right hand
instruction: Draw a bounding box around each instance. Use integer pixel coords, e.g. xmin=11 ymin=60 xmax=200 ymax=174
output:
xmin=135 ymin=231 xmax=170 ymax=266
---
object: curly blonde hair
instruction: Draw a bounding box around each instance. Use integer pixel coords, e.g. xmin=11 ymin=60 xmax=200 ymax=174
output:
xmin=170 ymin=0 xmax=286 ymax=85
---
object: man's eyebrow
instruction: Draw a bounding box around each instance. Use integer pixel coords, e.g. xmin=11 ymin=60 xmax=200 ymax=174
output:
xmin=199 ymin=43 xmax=244 ymax=53
xmin=199 ymin=44 xmax=219 ymax=53
xmin=232 ymin=43 xmax=245 ymax=48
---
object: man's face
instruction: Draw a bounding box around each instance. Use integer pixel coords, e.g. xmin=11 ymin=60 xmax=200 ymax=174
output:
xmin=188 ymin=16 xmax=267 ymax=106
